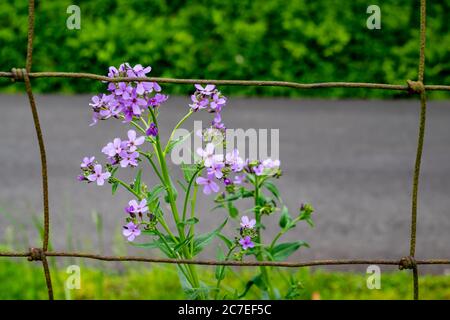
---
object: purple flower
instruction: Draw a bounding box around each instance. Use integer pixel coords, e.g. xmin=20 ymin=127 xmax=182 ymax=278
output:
xmin=111 ymin=82 xmax=132 ymax=98
xmin=147 ymin=93 xmax=168 ymax=108
xmin=196 ymin=174 xmax=220 ymax=195
xmin=108 ymin=66 xmax=119 ymax=78
xmin=207 ymin=159 xmax=224 ymax=179
xmin=90 ymin=112 xmax=100 ymax=126
xmin=122 ymin=222 xmax=141 ymax=242
xmin=102 ymin=138 xmax=125 ymax=157
xmin=128 ymin=64 xmax=152 ymax=78
xmin=189 ymin=95 xmax=208 ymax=111
xmin=239 ymin=236 xmax=255 ymax=250
xmin=226 ymin=149 xmax=244 ymax=172
xmin=123 ymin=89 xmax=147 ymax=118
xmin=240 ymin=216 xmax=256 ymax=229
xmin=262 ymin=158 xmax=280 ymax=169
xmin=126 ymin=130 xmax=145 ymax=151
xmin=210 ymin=94 xmax=227 ymax=111
xmin=253 ymin=164 xmax=264 ymax=176
xmin=146 ymin=123 xmax=158 ymax=137
xmin=89 ymin=94 xmax=113 ymax=126
xmin=99 ymin=103 xmax=121 ymax=120
xmin=125 ymin=204 xmax=135 ymax=215
xmin=212 ymin=112 xmax=225 ymax=130
xmin=89 ymin=95 xmax=104 ymax=110
xmin=76 ymin=174 xmax=87 ymax=181
xmin=128 ymin=199 xmax=148 ymax=215
xmin=119 ymin=151 xmax=139 ymax=168
xmin=197 ymin=143 xmax=223 ymax=167
xmin=233 ymin=175 xmax=244 ymax=184
xmin=87 ymin=164 xmax=111 ymax=186
xmin=80 ymin=156 xmax=95 ymax=168
xmin=195 ymin=84 xmax=216 ymax=96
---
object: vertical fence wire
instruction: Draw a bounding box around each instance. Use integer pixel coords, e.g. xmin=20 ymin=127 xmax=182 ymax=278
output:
xmin=408 ymin=0 xmax=427 ymax=300
xmin=23 ymin=0 xmax=54 ymax=300
xmin=0 ymin=0 xmax=449 ymax=300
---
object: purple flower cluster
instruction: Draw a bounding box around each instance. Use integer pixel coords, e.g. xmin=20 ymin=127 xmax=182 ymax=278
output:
xmin=90 ymin=63 xmax=167 ymax=125
xmin=121 ymin=199 xmax=150 ymax=241
xmin=195 ymin=144 xmax=245 ymax=195
xmin=123 ymin=222 xmax=141 ymax=242
xmin=190 ymin=84 xmax=281 ymax=196
xmin=101 ymin=130 xmax=144 ymax=168
xmin=238 ymin=216 xmax=256 ymax=250
xmin=195 ymin=143 xmax=280 ymax=195
xmin=189 ymin=84 xmax=227 ymax=130
xmin=77 ymin=157 xmax=111 ymax=186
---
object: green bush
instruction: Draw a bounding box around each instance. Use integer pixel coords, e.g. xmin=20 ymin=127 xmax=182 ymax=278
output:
xmin=0 ymin=0 xmax=448 ymax=98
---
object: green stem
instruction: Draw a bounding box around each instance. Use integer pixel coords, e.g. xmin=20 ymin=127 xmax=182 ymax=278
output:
xmin=110 ymin=177 xmax=141 ymax=199
xmin=148 ymin=107 xmax=182 ymax=230
xmin=214 ymin=244 xmax=237 ymax=299
xmin=155 ymin=216 xmax=178 ymax=244
xmin=155 ymin=229 xmax=196 ymax=286
xmin=164 ymin=110 xmax=193 ymax=155
xmin=148 ymin=107 xmax=205 ymax=299
xmin=140 ymin=151 xmax=164 ymax=184
xmin=130 ymin=120 xmax=146 ymax=134
xmin=189 ymin=185 xmax=198 ymax=255
xmin=269 ymin=216 xmax=301 ymax=250
xmin=182 ymin=167 xmax=203 ymax=222
xmin=254 ymin=176 xmax=275 ymax=299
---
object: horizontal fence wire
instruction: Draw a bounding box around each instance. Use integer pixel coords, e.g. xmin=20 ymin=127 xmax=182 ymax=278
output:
xmin=1 ymin=71 xmax=450 ymax=91
xmin=0 ymin=0 xmax=449 ymax=301
xmin=1 ymin=250 xmax=450 ymax=268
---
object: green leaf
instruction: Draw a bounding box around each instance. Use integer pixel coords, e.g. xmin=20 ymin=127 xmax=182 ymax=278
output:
xmin=177 ymin=217 xmax=199 ymax=228
xmin=246 ymin=174 xmax=256 ymax=185
xmin=110 ymin=166 xmax=119 ymax=177
xmin=271 ymin=241 xmax=309 ymax=261
xmin=215 ymin=248 xmax=226 ymax=281
xmin=132 ymin=235 xmax=177 ymax=257
xmin=173 ymin=235 xmax=193 ymax=253
xmin=238 ymin=274 xmax=266 ymax=298
xmin=180 ymin=162 xmax=198 ymax=183
xmin=264 ymin=180 xmax=281 ymax=202
xmin=176 ymin=179 xmax=187 ymax=192
xmin=133 ymin=169 xmax=142 ymax=193
xmin=166 ymin=132 xmax=192 ymax=154
xmin=193 ymin=219 xmax=228 ymax=256
xmin=279 ymin=206 xmax=293 ymax=228
xmin=147 ymin=184 xmax=165 ymax=202
xmin=215 ymin=187 xmax=253 ymax=204
xmin=217 ymin=233 xmax=233 ymax=249
xmin=227 ymin=201 xmax=239 ymax=218
xmin=111 ymin=181 xmax=119 ymax=195
xmin=186 ymin=217 xmax=199 ymax=225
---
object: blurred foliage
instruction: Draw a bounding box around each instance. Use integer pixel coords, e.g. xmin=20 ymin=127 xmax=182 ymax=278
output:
xmin=0 ymin=0 xmax=448 ymax=98
xmin=0 ymin=259 xmax=449 ymax=299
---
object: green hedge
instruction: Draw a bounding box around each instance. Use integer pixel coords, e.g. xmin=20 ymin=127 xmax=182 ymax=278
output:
xmin=1 ymin=0 xmax=449 ymax=98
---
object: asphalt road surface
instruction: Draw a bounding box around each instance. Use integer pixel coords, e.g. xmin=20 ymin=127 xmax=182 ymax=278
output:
xmin=0 ymin=94 xmax=449 ymax=273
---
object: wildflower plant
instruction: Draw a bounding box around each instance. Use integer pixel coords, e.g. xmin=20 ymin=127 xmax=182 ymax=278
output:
xmin=78 ymin=63 xmax=315 ymax=300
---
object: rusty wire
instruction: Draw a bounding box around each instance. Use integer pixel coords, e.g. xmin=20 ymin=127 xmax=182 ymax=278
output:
xmin=0 ymin=0 xmax=449 ymax=301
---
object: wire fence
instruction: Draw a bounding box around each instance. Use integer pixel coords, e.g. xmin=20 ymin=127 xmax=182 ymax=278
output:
xmin=0 ymin=0 xmax=449 ymax=300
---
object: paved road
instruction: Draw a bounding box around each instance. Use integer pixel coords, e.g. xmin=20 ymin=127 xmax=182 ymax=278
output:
xmin=0 ymin=95 xmax=449 ymax=272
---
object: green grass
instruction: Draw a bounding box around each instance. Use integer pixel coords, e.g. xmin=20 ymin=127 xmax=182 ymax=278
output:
xmin=1 ymin=258 xmax=449 ymax=300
